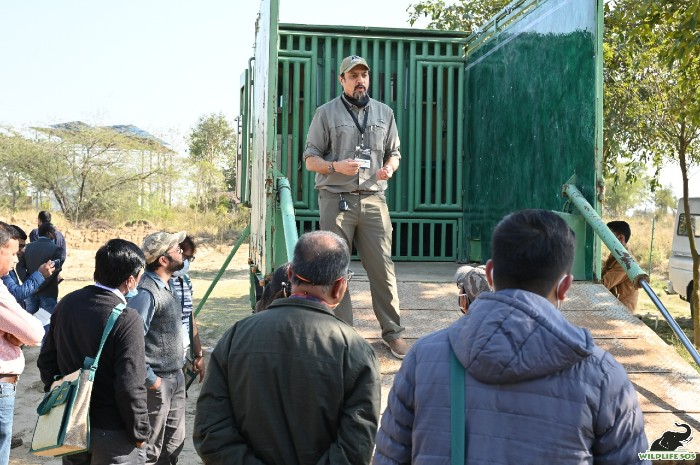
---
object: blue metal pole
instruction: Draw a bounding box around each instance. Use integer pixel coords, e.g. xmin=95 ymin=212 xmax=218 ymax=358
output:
xmin=641 ymin=280 xmax=700 ymax=366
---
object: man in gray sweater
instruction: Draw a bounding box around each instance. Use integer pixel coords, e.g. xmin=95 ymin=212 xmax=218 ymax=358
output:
xmin=128 ymin=231 xmax=186 ymax=465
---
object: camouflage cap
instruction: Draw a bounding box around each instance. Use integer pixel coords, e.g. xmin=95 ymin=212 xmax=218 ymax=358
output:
xmin=455 ymin=265 xmax=490 ymax=304
xmin=142 ymin=231 xmax=186 ymax=265
xmin=339 ymin=55 xmax=370 ymax=75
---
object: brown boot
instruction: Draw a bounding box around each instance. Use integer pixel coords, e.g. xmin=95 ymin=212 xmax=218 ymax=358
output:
xmin=383 ymin=338 xmax=409 ymax=359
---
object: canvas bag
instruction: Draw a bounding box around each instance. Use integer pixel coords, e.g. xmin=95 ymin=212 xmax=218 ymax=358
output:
xmin=30 ymin=304 xmax=125 ymax=457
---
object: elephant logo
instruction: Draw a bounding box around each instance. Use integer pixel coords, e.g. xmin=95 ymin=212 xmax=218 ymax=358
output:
xmin=650 ymin=423 xmax=693 ymax=451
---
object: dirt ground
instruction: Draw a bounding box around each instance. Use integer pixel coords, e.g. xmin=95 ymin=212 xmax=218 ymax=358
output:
xmin=9 ymin=227 xmax=252 ymax=465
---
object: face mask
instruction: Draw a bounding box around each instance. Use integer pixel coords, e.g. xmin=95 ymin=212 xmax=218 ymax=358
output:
xmin=556 ymin=274 xmax=568 ymax=310
xmin=125 ymin=278 xmax=138 ymax=299
xmin=172 ymin=259 xmax=189 ymax=277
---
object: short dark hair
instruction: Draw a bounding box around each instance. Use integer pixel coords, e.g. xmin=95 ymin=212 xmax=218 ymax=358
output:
xmin=145 ymin=261 xmax=158 ymax=272
xmin=607 ymin=220 xmax=631 ymax=243
xmin=0 ymin=222 xmax=16 ymax=247
xmin=491 ymin=209 xmax=575 ymax=296
xmin=290 ymin=231 xmax=350 ymax=290
xmin=10 ymin=225 xmax=27 ymax=241
xmin=38 ymin=211 xmax=52 ymax=223
xmin=38 ymin=222 xmax=56 ymax=238
xmin=94 ymin=239 xmax=146 ymax=288
xmin=255 ymin=263 xmax=291 ymax=312
xmin=181 ymin=235 xmax=196 ymax=253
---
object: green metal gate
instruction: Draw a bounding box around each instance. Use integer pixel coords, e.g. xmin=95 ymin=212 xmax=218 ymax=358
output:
xmin=274 ymin=27 xmax=471 ymax=261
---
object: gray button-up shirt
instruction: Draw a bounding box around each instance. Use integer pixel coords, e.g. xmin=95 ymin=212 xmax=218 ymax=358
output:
xmin=304 ymin=95 xmax=401 ymax=193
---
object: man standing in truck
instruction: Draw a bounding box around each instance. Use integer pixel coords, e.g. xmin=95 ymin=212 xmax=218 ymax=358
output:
xmin=303 ymin=55 xmax=408 ymax=359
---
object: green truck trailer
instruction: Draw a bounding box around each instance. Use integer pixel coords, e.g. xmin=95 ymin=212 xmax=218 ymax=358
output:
xmin=237 ymin=0 xmax=604 ymax=295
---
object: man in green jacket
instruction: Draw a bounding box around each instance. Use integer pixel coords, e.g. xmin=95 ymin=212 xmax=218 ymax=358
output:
xmin=193 ymin=231 xmax=381 ymax=465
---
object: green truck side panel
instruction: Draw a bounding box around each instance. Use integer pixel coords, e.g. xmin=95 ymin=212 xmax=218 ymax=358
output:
xmin=464 ymin=0 xmax=600 ymax=279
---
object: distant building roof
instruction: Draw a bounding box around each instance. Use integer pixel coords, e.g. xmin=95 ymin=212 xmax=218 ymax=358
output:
xmin=106 ymin=124 xmax=169 ymax=146
xmin=46 ymin=121 xmax=172 ymax=152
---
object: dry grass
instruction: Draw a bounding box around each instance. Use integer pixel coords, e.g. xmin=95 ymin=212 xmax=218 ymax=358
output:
xmin=0 ymin=206 xmax=250 ymax=248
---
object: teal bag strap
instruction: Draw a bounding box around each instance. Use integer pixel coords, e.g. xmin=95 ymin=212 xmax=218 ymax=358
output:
xmin=450 ymin=349 xmax=466 ymax=464
xmin=83 ymin=303 xmax=126 ymax=378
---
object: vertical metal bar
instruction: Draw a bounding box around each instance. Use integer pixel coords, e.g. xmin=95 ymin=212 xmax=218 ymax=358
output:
xmin=414 ymin=60 xmax=423 ymax=211
xmin=336 ymin=37 xmax=344 ymax=85
xmin=291 ymin=60 xmax=301 ymax=189
xmin=446 ymin=65 xmax=455 ymax=205
xmin=303 ymin=39 xmax=316 ymax=209
xmin=396 ymin=42 xmax=405 ymax=211
xmin=325 ymin=36 xmax=334 ymax=104
xmin=435 ymin=64 xmax=444 ymax=206
xmin=430 ymin=222 xmax=435 ymax=257
xmin=194 ymin=224 xmax=251 ymax=318
xmin=457 ymin=57 xmax=467 ymax=261
xmin=241 ymin=65 xmax=252 ymax=204
xmin=442 ymin=222 xmax=447 ymax=258
xmin=594 ymin=0 xmax=605 ymax=280
xmin=280 ymin=60 xmax=290 ymax=176
xmin=395 ymin=221 xmax=402 ymax=260
xmin=408 ymin=41 xmax=417 ymax=213
xmin=419 ymin=222 xmax=425 ymax=259
xmin=425 ymin=64 xmax=434 ymax=205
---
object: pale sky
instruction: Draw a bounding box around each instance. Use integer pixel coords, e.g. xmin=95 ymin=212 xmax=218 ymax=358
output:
xmin=1 ymin=0 xmax=696 ymax=197
xmin=0 ymin=0 xmax=421 ymax=149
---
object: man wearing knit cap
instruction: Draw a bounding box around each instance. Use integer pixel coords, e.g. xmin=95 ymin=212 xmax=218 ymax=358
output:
xmin=128 ymin=231 xmax=187 ymax=464
xmin=303 ymin=54 xmax=408 ymax=359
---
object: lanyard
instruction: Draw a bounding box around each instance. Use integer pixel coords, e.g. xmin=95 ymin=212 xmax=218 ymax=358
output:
xmin=341 ymin=97 xmax=369 ymax=137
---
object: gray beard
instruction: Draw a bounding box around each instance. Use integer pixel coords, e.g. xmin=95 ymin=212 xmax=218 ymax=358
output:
xmin=353 ymin=89 xmax=367 ymax=100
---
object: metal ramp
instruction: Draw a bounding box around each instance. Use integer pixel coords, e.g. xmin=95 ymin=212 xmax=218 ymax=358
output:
xmin=349 ymin=261 xmax=700 ymax=451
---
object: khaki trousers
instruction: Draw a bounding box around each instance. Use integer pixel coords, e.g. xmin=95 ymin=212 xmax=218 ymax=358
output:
xmin=318 ymin=190 xmax=404 ymax=341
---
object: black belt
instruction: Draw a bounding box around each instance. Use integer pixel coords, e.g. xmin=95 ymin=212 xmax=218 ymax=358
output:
xmin=348 ymin=190 xmax=378 ymax=195
xmin=0 ymin=374 xmax=19 ymax=384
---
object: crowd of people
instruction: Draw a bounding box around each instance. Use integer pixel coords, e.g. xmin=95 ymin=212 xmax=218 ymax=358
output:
xmin=0 ymin=216 xmax=205 ymax=465
xmin=0 ymin=55 xmax=651 ymax=465
xmin=0 ymin=208 xmax=651 ymax=465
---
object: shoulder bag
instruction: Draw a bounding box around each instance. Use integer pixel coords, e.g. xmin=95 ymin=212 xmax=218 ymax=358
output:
xmin=451 ymin=349 xmax=466 ymax=464
xmin=30 ymin=303 xmax=125 ymax=457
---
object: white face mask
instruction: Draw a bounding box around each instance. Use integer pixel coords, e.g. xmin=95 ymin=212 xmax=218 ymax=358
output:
xmin=556 ymin=274 xmax=568 ymax=310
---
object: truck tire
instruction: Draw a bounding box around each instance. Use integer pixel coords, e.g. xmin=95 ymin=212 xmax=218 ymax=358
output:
xmin=688 ymin=282 xmax=695 ymax=320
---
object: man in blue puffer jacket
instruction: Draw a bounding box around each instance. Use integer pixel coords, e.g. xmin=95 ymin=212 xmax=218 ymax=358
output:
xmin=375 ymin=209 xmax=650 ymax=465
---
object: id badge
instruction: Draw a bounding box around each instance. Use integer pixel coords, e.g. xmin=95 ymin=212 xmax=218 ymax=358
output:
xmin=355 ymin=148 xmax=371 ymax=169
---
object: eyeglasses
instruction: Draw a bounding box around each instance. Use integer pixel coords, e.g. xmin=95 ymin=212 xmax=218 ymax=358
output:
xmin=295 ymin=269 xmax=354 ymax=286
xmin=183 ymin=254 xmax=195 ymax=262
xmin=18 ymin=244 xmax=26 ymax=250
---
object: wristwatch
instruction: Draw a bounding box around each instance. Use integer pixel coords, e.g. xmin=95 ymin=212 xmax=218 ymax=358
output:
xmin=328 ymin=162 xmax=335 ymax=173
